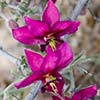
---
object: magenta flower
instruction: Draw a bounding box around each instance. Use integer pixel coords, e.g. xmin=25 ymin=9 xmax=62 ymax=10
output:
xmin=15 ymin=43 xmax=73 ymax=94
xmin=12 ymin=0 xmax=80 ymax=51
xmin=53 ymin=85 xmax=97 ymax=100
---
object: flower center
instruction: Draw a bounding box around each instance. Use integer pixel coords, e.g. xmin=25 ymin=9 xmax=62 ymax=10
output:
xmin=41 ymin=33 xmax=63 ymax=52
xmin=49 ymin=37 xmax=56 ymax=50
xmin=44 ymin=34 xmax=56 ymax=50
xmin=44 ymin=74 xmax=58 ymax=93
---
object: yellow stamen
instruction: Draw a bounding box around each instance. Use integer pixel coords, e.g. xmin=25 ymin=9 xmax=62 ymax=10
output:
xmin=50 ymin=82 xmax=58 ymax=93
xmin=45 ymin=74 xmax=58 ymax=93
xmin=49 ymin=37 xmax=56 ymax=50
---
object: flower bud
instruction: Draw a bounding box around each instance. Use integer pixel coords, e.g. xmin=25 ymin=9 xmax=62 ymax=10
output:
xmin=8 ymin=19 xmax=19 ymax=29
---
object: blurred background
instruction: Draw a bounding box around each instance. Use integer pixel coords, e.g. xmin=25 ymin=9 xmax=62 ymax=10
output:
xmin=0 ymin=0 xmax=100 ymax=100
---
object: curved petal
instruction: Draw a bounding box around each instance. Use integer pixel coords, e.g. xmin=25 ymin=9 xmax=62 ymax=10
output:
xmin=55 ymin=21 xmax=80 ymax=37
xmin=24 ymin=16 xmax=49 ymax=37
xmin=40 ymin=49 xmax=59 ymax=74
xmin=15 ymin=72 xmax=42 ymax=89
xmin=55 ymin=42 xmax=73 ymax=71
xmin=24 ymin=49 xmax=43 ymax=72
xmin=52 ymin=21 xmax=72 ymax=33
xmin=12 ymin=26 xmax=35 ymax=45
xmin=42 ymin=0 xmax=60 ymax=27
xmin=72 ymin=85 xmax=97 ymax=100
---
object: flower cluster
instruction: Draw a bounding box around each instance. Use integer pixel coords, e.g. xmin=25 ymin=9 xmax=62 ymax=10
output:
xmin=12 ymin=0 xmax=97 ymax=100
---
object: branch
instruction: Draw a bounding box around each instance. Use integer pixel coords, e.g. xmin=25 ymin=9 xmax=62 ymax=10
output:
xmin=70 ymin=0 xmax=89 ymax=20
xmin=25 ymin=81 xmax=42 ymax=100
xmin=0 ymin=47 xmax=20 ymax=64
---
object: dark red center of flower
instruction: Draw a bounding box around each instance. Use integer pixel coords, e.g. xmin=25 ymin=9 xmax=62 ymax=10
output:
xmin=40 ymin=34 xmax=64 ymax=52
xmin=41 ymin=74 xmax=59 ymax=93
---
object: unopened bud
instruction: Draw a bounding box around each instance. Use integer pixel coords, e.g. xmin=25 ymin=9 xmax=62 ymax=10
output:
xmin=8 ymin=19 xmax=19 ymax=29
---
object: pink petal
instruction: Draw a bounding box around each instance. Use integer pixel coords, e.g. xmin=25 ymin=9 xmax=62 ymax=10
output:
xmin=52 ymin=96 xmax=61 ymax=100
xmin=24 ymin=16 xmax=49 ymax=37
xmin=56 ymin=21 xmax=80 ymax=37
xmin=24 ymin=49 xmax=43 ymax=72
xmin=65 ymin=97 xmax=71 ymax=100
xmin=15 ymin=72 xmax=42 ymax=89
xmin=40 ymin=49 xmax=59 ymax=74
xmin=52 ymin=21 xmax=72 ymax=33
xmin=55 ymin=42 xmax=73 ymax=71
xmin=72 ymin=85 xmax=97 ymax=100
xmin=12 ymin=26 xmax=35 ymax=45
xmin=47 ymin=0 xmax=57 ymax=3
xmin=42 ymin=0 xmax=60 ymax=27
